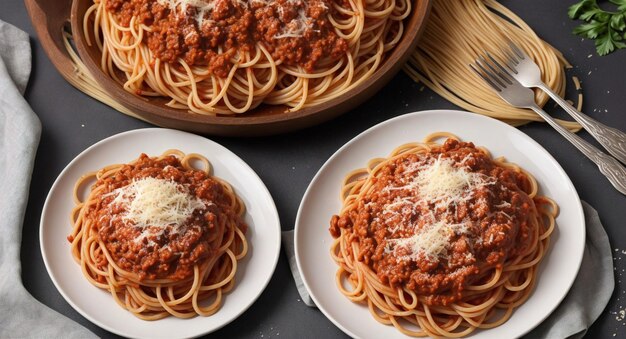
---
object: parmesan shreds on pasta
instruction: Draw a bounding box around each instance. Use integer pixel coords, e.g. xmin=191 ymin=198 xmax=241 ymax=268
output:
xmin=68 ymin=151 xmax=248 ymax=320
xmin=329 ymin=133 xmax=557 ymax=337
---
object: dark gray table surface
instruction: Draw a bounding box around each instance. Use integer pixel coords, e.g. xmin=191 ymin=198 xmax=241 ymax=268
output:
xmin=2 ymin=0 xmax=626 ymax=338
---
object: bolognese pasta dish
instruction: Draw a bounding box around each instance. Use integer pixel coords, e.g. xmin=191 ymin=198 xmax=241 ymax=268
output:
xmin=67 ymin=150 xmax=248 ymax=320
xmin=329 ymin=133 xmax=557 ymax=337
xmin=83 ymin=0 xmax=411 ymax=114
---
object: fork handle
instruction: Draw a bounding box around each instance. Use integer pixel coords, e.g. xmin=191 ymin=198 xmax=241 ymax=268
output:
xmin=530 ymin=105 xmax=626 ymax=195
xmin=537 ymin=83 xmax=626 ymax=164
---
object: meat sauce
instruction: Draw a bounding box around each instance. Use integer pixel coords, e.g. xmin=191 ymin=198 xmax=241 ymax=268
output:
xmin=106 ymin=0 xmax=348 ymax=77
xmin=330 ymin=139 xmax=536 ymax=306
xmin=81 ymin=154 xmax=246 ymax=281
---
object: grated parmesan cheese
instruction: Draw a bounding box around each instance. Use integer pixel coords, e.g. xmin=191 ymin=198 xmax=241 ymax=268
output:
xmin=159 ymin=0 xmax=322 ymax=39
xmin=379 ymin=154 xmax=499 ymax=262
xmin=387 ymin=220 xmax=472 ymax=261
xmin=413 ymin=156 xmax=494 ymax=203
xmin=157 ymin=0 xmax=217 ymax=26
xmin=273 ymin=7 xmax=313 ymax=39
xmin=107 ymin=177 xmax=208 ymax=234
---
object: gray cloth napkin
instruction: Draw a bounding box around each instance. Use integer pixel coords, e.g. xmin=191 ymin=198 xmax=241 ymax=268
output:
xmin=282 ymin=201 xmax=615 ymax=338
xmin=0 ymin=20 xmax=96 ymax=338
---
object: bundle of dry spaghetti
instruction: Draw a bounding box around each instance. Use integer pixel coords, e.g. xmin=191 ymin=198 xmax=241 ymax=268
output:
xmin=404 ymin=0 xmax=582 ymax=131
xmin=62 ymin=30 xmax=148 ymax=123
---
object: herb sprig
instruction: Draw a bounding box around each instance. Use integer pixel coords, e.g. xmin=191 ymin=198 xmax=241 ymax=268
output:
xmin=569 ymin=0 xmax=626 ymax=55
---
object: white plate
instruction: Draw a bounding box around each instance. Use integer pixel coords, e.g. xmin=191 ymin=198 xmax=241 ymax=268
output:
xmin=40 ymin=128 xmax=281 ymax=339
xmin=295 ymin=110 xmax=585 ymax=338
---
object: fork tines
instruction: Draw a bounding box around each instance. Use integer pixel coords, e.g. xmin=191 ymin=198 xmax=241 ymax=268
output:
xmin=470 ymin=53 xmax=516 ymax=92
xmin=507 ymin=41 xmax=526 ymax=63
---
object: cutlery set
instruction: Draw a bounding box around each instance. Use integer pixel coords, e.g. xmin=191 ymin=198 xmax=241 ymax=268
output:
xmin=471 ymin=42 xmax=626 ymax=195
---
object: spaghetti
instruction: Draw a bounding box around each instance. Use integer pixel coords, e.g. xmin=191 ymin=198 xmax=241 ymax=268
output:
xmin=403 ymin=0 xmax=582 ymax=131
xmin=68 ymin=150 xmax=248 ymax=320
xmin=83 ymin=0 xmax=410 ymax=114
xmin=329 ymin=133 xmax=557 ymax=337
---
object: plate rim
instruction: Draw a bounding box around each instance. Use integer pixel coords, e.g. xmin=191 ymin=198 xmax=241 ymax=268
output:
xmin=294 ymin=109 xmax=585 ymax=338
xmin=39 ymin=127 xmax=282 ymax=339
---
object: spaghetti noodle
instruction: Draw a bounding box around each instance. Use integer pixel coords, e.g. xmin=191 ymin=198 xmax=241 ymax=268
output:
xmin=68 ymin=150 xmax=248 ymax=320
xmin=329 ymin=133 xmax=557 ymax=337
xmin=403 ymin=0 xmax=582 ymax=131
xmin=83 ymin=0 xmax=410 ymax=114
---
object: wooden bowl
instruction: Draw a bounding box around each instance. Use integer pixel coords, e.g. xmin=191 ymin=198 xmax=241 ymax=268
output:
xmin=26 ymin=0 xmax=431 ymax=136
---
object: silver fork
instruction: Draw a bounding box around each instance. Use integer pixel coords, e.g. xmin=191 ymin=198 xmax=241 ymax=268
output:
xmin=470 ymin=55 xmax=626 ymax=195
xmin=504 ymin=43 xmax=626 ymax=165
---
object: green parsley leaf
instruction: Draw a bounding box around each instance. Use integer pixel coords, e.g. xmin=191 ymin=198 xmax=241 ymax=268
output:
xmin=612 ymin=31 xmax=626 ymax=47
xmin=573 ymin=20 xmax=608 ymax=39
xmin=595 ymin=28 xmax=626 ymax=55
xmin=595 ymin=11 xmax=612 ymax=22
xmin=610 ymin=13 xmax=626 ymax=30
xmin=569 ymin=0 xmax=597 ymax=19
xmin=570 ymin=0 xmax=626 ymax=55
xmin=580 ymin=8 xmax=603 ymax=21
